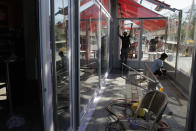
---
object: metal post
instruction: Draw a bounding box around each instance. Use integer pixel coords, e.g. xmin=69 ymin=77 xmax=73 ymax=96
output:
xmin=110 ymin=0 xmax=119 ymax=68
xmin=99 ymin=7 xmax=101 ymax=87
xmin=70 ymin=0 xmax=80 ymax=130
xmin=164 ymin=18 xmax=168 ymax=53
xmin=117 ymin=17 xmax=167 ymax=21
xmin=139 ymin=19 xmax=143 ymax=68
xmin=39 ymin=0 xmax=54 ymax=130
xmin=86 ymin=21 xmax=89 ymax=62
xmin=175 ymin=10 xmax=182 ymax=78
xmin=107 ymin=18 xmax=110 ymax=73
xmin=50 ymin=0 xmax=58 ymax=130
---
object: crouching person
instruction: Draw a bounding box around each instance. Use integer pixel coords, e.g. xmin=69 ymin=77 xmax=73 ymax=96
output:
xmin=150 ymin=53 xmax=168 ymax=76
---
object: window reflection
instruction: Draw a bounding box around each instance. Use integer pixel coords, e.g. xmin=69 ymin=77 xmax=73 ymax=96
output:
xmin=80 ymin=0 xmax=92 ymax=6
xmin=101 ymin=12 xmax=109 ymax=76
xmin=165 ymin=17 xmax=177 ymax=67
xmin=54 ymin=0 xmax=70 ymax=130
xmin=80 ymin=4 xmax=99 ymax=111
xmin=101 ymin=0 xmax=109 ymax=11
xmin=119 ymin=20 xmax=140 ymax=60
xmin=141 ymin=19 xmax=166 ymax=62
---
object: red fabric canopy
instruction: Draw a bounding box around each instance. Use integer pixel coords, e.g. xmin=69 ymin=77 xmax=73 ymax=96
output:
xmin=118 ymin=0 xmax=166 ymax=31
xmin=80 ymin=4 xmax=108 ymax=32
xmin=80 ymin=0 xmax=166 ymax=32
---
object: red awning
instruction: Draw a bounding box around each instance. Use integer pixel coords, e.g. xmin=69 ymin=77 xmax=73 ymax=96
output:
xmin=80 ymin=4 xmax=108 ymax=32
xmin=118 ymin=0 xmax=166 ymax=31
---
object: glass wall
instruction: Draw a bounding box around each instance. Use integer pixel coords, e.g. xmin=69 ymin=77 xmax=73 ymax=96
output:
xmin=141 ymin=19 xmax=166 ymax=62
xmin=119 ymin=20 xmax=140 ymax=60
xmin=164 ymin=11 xmax=194 ymax=77
xmin=101 ymin=0 xmax=110 ymax=11
xmin=49 ymin=0 xmax=112 ymax=130
xmin=80 ymin=4 xmax=100 ymax=111
xmin=53 ymin=0 xmax=70 ymax=130
xmin=165 ymin=16 xmax=178 ymax=68
xmin=178 ymin=11 xmax=195 ymax=76
xmin=101 ymin=11 xmax=109 ymax=77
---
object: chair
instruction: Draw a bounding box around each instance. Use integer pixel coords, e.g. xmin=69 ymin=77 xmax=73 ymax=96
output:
xmin=133 ymin=90 xmax=168 ymax=130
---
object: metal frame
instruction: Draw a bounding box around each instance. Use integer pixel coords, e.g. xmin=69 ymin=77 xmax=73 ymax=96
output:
xmin=100 ymin=7 xmax=111 ymax=80
xmin=80 ymin=0 xmax=94 ymax=13
xmin=164 ymin=18 xmax=168 ymax=53
xmin=186 ymin=18 xmax=196 ymax=131
xmin=98 ymin=4 xmax=102 ymax=88
xmin=96 ymin=0 xmax=112 ymax=18
xmin=117 ymin=19 xmax=140 ymax=62
xmin=175 ymin=10 xmax=182 ymax=78
xmin=139 ymin=19 xmax=143 ymax=67
xmin=109 ymin=0 xmax=117 ymax=69
xmin=144 ymin=0 xmax=177 ymax=12
xmin=118 ymin=17 xmax=167 ymax=21
xmin=70 ymin=0 xmax=80 ymax=130
xmin=106 ymin=15 xmax=111 ymax=76
xmin=38 ymin=0 xmax=54 ymax=130
xmin=50 ymin=0 xmax=58 ymax=130
xmin=117 ymin=17 xmax=167 ymax=65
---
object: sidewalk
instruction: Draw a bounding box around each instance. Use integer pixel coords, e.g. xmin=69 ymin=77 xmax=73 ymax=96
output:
xmin=86 ymin=70 xmax=188 ymax=131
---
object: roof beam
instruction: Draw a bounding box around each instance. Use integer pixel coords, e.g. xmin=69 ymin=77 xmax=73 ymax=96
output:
xmin=144 ymin=0 xmax=177 ymax=12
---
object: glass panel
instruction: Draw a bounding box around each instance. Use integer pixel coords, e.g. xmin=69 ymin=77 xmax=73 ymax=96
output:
xmin=101 ymin=11 xmax=109 ymax=76
xmin=54 ymin=0 xmax=70 ymax=130
xmin=80 ymin=0 xmax=92 ymax=6
xmin=117 ymin=0 xmax=163 ymax=19
xmin=80 ymin=4 xmax=100 ymax=111
xmin=101 ymin=0 xmax=109 ymax=11
xmin=119 ymin=20 xmax=140 ymax=62
xmin=140 ymin=19 xmax=173 ymax=80
xmin=178 ymin=12 xmax=194 ymax=76
xmin=141 ymin=19 xmax=167 ymax=62
xmin=165 ymin=16 xmax=178 ymax=68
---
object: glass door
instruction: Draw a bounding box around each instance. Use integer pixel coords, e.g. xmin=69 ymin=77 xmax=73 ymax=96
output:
xmin=51 ymin=0 xmax=70 ymax=130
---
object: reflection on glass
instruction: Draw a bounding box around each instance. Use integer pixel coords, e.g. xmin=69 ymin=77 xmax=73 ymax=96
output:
xmin=101 ymin=12 xmax=109 ymax=76
xmin=119 ymin=20 xmax=139 ymax=60
xmin=80 ymin=4 xmax=99 ymax=111
xmin=101 ymin=0 xmax=109 ymax=11
xmin=54 ymin=0 xmax=70 ymax=130
xmin=177 ymin=13 xmax=194 ymax=75
xmin=165 ymin=17 xmax=178 ymax=67
xmin=141 ymin=19 xmax=166 ymax=62
xmin=80 ymin=0 xmax=92 ymax=6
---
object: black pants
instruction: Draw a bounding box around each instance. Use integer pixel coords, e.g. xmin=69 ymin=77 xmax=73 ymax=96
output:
xmin=121 ymin=48 xmax=129 ymax=64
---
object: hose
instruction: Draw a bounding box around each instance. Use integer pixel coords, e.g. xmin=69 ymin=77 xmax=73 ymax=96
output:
xmin=158 ymin=120 xmax=170 ymax=129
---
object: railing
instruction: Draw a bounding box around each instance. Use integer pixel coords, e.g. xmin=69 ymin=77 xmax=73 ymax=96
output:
xmin=144 ymin=62 xmax=164 ymax=90
xmin=121 ymin=63 xmax=164 ymax=91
